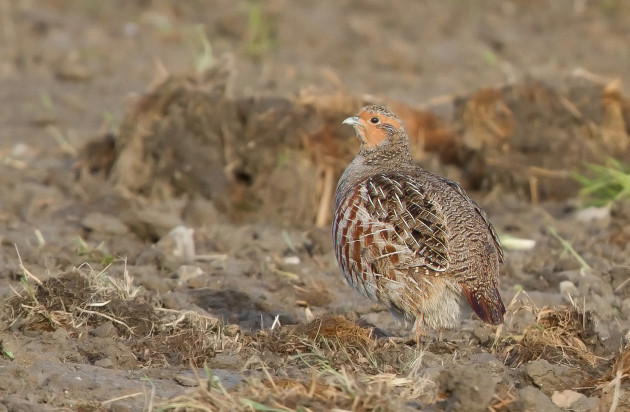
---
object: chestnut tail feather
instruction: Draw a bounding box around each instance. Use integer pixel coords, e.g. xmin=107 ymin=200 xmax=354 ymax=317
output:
xmin=461 ymin=284 xmax=505 ymax=325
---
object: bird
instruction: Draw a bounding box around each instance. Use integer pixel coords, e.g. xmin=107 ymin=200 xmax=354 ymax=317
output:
xmin=332 ymin=104 xmax=505 ymax=341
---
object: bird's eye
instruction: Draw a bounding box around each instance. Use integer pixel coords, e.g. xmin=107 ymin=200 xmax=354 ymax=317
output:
xmin=370 ymin=117 xmax=379 ymax=124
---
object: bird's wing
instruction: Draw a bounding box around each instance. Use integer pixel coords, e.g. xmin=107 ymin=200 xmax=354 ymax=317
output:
xmin=361 ymin=173 xmax=449 ymax=273
xmin=444 ymin=180 xmax=504 ymax=263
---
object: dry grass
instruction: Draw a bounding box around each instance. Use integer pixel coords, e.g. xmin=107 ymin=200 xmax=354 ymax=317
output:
xmin=3 ymin=264 xmax=156 ymax=337
xmin=163 ymin=367 xmax=436 ymax=412
xmin=597 ymin=346 xmax=630 ymax=412
xmin=607 ymin=347 xmax=630 ymax=385
xmin=161 ymin=315 xmax=438 ymax=411
xmin=1 ymin=258 xmax=238 ymax=369
xmin=250 ymin=314 xmax=381 ymax=380
xmin=134 ymin=309 xmax=237 ymax=368
xmin=255 ymin=314 xmax=372 ymax=354
xmin=501 ymin=305 xmax=602 ymax=368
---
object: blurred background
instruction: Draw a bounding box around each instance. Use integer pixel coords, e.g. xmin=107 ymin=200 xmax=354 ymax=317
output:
xmin=3 ymin=0 xmax=630 ymax=151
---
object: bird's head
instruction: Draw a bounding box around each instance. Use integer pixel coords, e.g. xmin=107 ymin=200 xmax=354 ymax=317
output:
xmin=342 ymin=105 xmax=407 ymax=151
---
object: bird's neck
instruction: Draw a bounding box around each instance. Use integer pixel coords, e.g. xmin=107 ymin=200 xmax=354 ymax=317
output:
xmin=334 ymin=146 xmax=415 ymax=210
xmin=361 ymin=144 xmax=414 ymax=167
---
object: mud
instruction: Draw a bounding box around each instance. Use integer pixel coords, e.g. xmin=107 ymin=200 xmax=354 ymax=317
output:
xmin=1 ymin=1 xmax=630 ymax=411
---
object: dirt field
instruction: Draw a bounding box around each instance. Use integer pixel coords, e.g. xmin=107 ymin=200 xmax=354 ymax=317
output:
xmin=1 ymin=1 xmax=630 ymax=411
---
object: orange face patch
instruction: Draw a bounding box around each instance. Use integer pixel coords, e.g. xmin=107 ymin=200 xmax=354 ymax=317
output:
xmin=354 ymin=110 xmax=400 ymax=149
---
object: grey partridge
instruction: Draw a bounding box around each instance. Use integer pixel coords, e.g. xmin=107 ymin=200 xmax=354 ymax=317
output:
xmin=333 ymin=105 xmax=505 ymax=340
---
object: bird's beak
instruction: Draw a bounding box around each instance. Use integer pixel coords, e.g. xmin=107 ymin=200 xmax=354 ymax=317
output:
xmin=342 ymin=116 xmax=360 ymax=127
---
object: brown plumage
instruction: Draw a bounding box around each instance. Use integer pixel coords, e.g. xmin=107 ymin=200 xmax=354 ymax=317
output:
xmin=333 ymin=105 xmax=505 ymax=339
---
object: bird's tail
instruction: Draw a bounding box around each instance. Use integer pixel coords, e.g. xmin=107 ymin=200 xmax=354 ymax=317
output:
xmin=461 ymin=284 xmax=505 ymax=325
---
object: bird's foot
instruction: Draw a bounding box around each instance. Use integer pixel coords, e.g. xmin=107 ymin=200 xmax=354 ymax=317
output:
xmin=387 ymin=335 xmax=423 ymax=347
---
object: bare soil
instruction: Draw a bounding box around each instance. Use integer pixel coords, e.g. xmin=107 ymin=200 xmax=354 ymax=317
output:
xmin=1 ymin=1 xmax=630 ymax=411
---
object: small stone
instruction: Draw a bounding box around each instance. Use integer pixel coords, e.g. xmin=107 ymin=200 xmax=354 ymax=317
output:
xmin=209 ymin=353 xmax=243 ymax=370
xmin=282 ymin=256 xmax=300 ymax=265
xmin=91 ymin=321 xmax=117 ymax=339
xmin=174 ymin=374 xmax=198 ymax=387
xmin=551 ymin=390 xmax=595 ymax=412
xmin=156 ymin=225 xmax=196 ymax=267
xmin=175 ymin=265 xmax=204 ymax=284
xmin=515 ymin=387 xmax=561 ymax=412
xmin=81 ymin=212 xmax=129 ymax=235
xmin=121 ymin=205 xmax=183 ymax=240
xmin=466 ymin=353 xmax=505 ymax=375
xmin=436 ymin=365 xmax=498 ymax=412
xmin=525 ymin=359 xmax=584 ymax=396
xmin=94 ymin=358 xmax=115 ymax=369
xmin=56 ymin=63 xmax=91 ymax=82
xmin=10 ymin=143 xmax=36 ymax=159
xmin=575 ymin=206 xmax=610 ymax=222
xmin=499 ymin=234 xmax=536 ymax=250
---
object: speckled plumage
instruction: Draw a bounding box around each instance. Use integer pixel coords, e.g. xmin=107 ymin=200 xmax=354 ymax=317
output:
xmin=333 ymin=105 xmax=505 ymax=338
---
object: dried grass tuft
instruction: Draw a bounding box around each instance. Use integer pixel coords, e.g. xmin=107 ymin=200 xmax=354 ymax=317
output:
xmin=134 ymin=309 xmax=230 ymax=368
xmin=593 ymin=346 xmax=630 ymax=412
xmin=162 ymin=359 xmax=436 ymax=412
xmin=3 ymin=267 xmax=155 ymax=337
xmin=611 ymin=347 xmax=630 ymax=383
xmin=254 ymin=314 xmax=372 ymax=355
xmin=503 ymin=305 xmax=600 ymax=367
xmin=291 ymin=314 xmax=372 ymax=347
xmin=1 ymin=260 xmax=236 ymax=368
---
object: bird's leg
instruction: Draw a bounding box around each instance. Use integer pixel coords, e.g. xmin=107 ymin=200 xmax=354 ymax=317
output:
xmin=412 ymin=315 xmax=424 ymax=346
